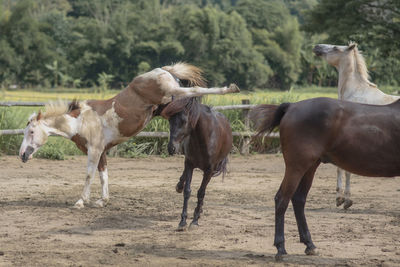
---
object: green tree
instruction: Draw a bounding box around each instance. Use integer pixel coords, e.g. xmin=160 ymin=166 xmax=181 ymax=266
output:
xmin=235 ymin=0 xmax=302 ymax=89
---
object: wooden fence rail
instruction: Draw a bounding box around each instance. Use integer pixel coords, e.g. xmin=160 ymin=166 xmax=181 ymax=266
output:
xmin=0 ymin=100 xmax=279 ymax=154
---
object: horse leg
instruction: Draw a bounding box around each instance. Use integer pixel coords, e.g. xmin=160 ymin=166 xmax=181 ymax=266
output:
xmin=343 ymin=172 xmax=353 ymax=209
xmin=292 ymin=160 xmax=320 ymax=256
xmin=95 ymin=152 xmax=109 ymax=208
xmin=167 ymin=83 xmax=239 ymax=100
xmin=274 ymin=167 xmax=307 ymax=260
xmin=176 ymin=160 xmax=192 ymax=193
xmin=336 ymin=168 xmax=345 ymax=206
xmin=74 ymin=148 xmax=102 ymax=209
xmin=189 ymin=170 xmax=212 ymax=230
xmin=177 ymin=161 xmax=194 ymax=231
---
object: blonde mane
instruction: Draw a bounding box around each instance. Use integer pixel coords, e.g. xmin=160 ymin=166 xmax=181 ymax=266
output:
xmin=350 ymin=42 xmax=377 ymax=88
xmin=41 ymin=100 xmax=71 ymax=119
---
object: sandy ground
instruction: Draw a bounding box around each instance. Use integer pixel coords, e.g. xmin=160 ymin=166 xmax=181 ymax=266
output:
xmin=0 ymin=154 xmax=399 ymax=266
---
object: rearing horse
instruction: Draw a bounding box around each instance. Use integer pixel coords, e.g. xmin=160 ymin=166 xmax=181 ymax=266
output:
xmin=19 ymin=63 xmax=239 ymax=209
xmin=313 ymin=42 xmax=400 ymax=209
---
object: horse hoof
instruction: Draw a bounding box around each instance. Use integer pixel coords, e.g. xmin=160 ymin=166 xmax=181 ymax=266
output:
xmin=94 ymin=198 xmax=108 ymax=208
xmin=305 ymin=247 xmax=318 ymax=256
xmin=74 ymin=199 xmax=85 ymax=209
xmin=176 ymin=184 xmax=183 ymax=193
xmin=176 ymin=224 xmax=187 ymax=232
xmin=336 ymin=197 xmax=345 ymax=207
xmin=229 ymin=83 xmax=240 ymax=93
xmin=275 ymin=253 xmax=285 ymax=261
xmin=188 ymin=222 xmax=200 ymax=231
xmin=343 ymin=199 xmax=353 ymax=209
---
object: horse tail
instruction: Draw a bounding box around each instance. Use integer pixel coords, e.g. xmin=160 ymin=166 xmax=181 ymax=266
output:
xmin=162 ymin=62 xmax=207 ymax=87
xmin=250 ymin=102 xmax=290 ymax=136
xmin=212 ymin=157 xmax=229 ymax=181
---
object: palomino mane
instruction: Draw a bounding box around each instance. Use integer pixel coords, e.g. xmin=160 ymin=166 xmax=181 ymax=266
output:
xmin=350 ymin=42 xmax=377 ymax=88
xmin=162 ymin=62 xmax=207 ymax=87
xmin=40 ymin=99 xmax=80 ymax=120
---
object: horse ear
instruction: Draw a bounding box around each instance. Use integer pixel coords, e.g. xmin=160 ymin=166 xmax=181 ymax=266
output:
xmin=37 ymin=110 xmax=42 ymax=120
xmin=348 ymin=43 xmax=357 ymax=51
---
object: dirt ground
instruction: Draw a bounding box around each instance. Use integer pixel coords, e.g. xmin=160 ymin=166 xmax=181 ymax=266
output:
xmin=0 ymin=154 xmax=399 ymax=266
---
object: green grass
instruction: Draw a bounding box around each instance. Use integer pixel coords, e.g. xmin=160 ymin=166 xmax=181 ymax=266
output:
xmin=1 ymin=85 xmax=399 ymax=159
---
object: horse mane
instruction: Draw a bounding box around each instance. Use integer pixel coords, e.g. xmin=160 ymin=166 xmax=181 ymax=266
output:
xmin=40 ymin=99 xmax=80 ymax=120
xmin=161 ymin=97 xmax=201 ymax=128
xmin=350 ymin=42 xmax=377 ymax=88
xmin=162 ymin=62 xmax=207 ymax=87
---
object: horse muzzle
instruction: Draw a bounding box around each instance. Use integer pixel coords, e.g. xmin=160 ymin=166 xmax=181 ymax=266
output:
xmin=312 ymin=45 xmax=325 ymax=57
xmin=168 ymin=141 xmax=180 ymax=156
xmin=21 ymin=146 xmax=34 ymax=163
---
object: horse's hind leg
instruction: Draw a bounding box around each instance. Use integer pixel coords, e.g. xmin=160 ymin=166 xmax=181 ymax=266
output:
xmin=177 ymin=160 xmax=194 ymax=231
xmin=94 ymin=152 xmax=109 ymax=208
xmin=343 ymin=172 xmax=353 ymax=209
xmin=274 ymin=165 xmax=311 ymax=260
xmin=336 ymin=168 xmax=345 ymax=206
xmin=291 ymin=160 xmax=320 ymax=256
xmin=190 ymin=170 xmax=212 ymax=230
xmin=166 ymin=84 xmax=239 ymax=101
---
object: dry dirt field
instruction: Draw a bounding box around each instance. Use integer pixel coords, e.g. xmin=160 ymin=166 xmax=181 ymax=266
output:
xmin=0 ymin=154 xmax=399 ymax=266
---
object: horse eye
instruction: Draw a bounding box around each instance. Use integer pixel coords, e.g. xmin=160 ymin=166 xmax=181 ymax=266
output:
xmin=30 ymin=130 xmax=34 ymax=134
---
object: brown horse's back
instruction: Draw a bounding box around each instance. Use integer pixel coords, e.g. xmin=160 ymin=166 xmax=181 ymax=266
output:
xmin=279 ymin=97 xmax=400 ymax=177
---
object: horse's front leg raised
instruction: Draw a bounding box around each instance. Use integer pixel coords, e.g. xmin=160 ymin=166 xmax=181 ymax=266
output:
xmin=74 ymin=148 xmax=102 ymax=209
xmin=94 ymin=152 xmax=109 ymax=208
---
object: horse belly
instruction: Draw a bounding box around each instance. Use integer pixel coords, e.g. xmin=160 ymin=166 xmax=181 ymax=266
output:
xmin=328 ymin=144 xmax=400 ymax=177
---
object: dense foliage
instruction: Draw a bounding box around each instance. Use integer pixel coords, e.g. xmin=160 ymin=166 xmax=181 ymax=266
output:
xmin=0 ymin=0 xmax=399 ymax=90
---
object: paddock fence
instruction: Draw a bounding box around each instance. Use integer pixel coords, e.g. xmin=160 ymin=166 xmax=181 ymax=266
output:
xmin=0 ymin=100 xmax=279 ymax=154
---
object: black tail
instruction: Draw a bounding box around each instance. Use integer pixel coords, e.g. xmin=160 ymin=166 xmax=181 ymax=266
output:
xmin=212 ymin=157 xmax=228 ymax=181
xmin=250 ymin=102 xmax=290 ymax=136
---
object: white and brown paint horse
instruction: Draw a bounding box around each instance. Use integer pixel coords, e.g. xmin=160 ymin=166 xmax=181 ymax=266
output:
xmin=19 ymin=63 xmax=239 ymax=209
xmin=313 ymin=42 xmax=400 ymax=209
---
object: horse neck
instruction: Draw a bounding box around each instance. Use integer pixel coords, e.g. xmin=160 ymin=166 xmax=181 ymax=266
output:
xmin=189 ymin=106 xmax=211 ymax=140
xmin=45 ymin=115 xmax=78 ymax=139
xmin=337 ymin=51 xmax=377 ymax=99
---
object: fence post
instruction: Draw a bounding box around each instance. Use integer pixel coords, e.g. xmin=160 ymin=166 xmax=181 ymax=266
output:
xmin=240 ymin=99 xmax=250 ymax=155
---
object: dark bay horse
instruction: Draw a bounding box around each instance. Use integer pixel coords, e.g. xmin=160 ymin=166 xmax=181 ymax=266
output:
xmin=250 ymin=97 xmax=400 ymax=260
xmin=19 ymin=63 xmax=239 ymax=209
xmin=161 ymin=97 xmax=232 ymax=230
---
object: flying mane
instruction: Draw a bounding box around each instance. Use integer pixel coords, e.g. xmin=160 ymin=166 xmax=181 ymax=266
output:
xmin=40 ymin=100 xmax=80 ymax=120
xmin=350 ymin=42 xmax=377 ymax=88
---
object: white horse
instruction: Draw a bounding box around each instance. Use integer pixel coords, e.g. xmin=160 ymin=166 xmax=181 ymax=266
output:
xmin=19 ymin=63 xmax=239 ymax=209
xmin=313 ymin=42 xmax=400 ymax=209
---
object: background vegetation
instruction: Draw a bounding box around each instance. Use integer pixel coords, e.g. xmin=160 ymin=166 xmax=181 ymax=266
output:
xmin=1 ymin=0 xmax=399 ymax=91
xmin=1 ymin=0 xmax=399 ymax=158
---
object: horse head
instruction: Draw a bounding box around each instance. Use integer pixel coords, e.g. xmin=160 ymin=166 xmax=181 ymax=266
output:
xmin=19 ymin=111 xmax=51 ymax=162
xmin=160 ymin=97 xmax=200 ymax=155
xmin=313 ymin=42 xmax=357 ymax=67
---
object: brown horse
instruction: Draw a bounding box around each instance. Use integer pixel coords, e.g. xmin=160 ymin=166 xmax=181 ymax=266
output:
xmin=19 ymin=63 xmax=239 ymax=209
xmin=250 ymin=97 xmax=400 ymax=260
xmin=161 ymin=97 xmax=232 ymax=230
